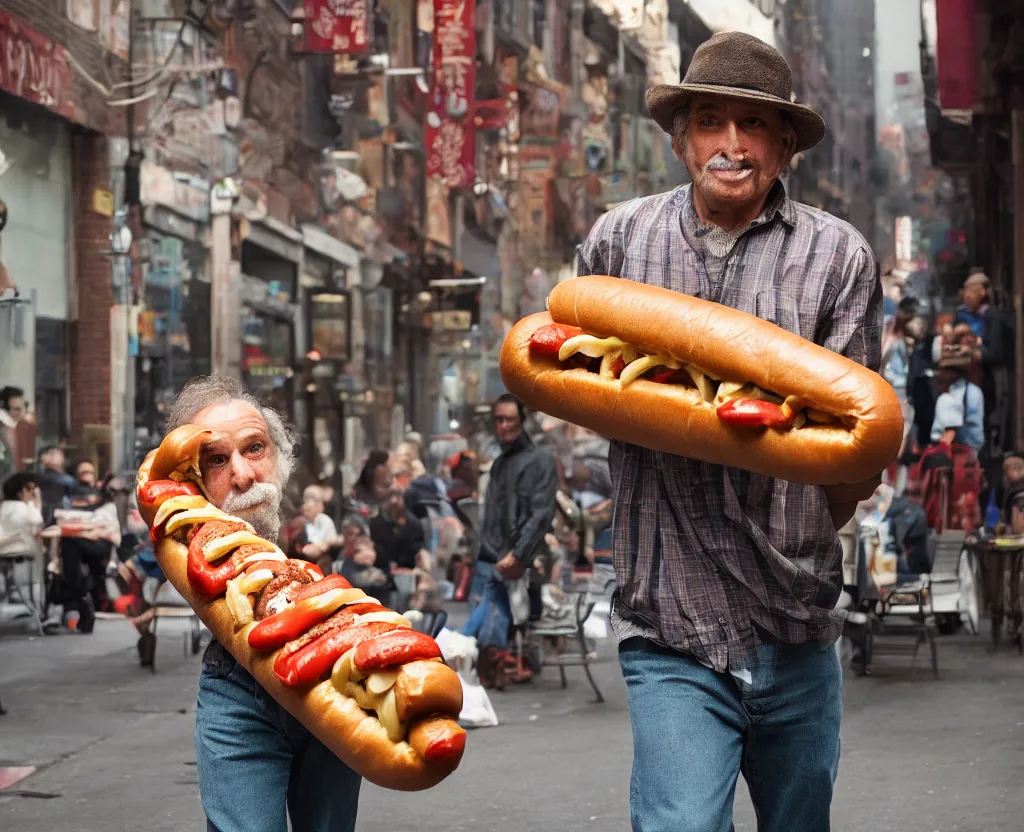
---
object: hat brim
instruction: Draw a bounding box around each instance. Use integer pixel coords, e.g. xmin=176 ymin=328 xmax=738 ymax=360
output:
xmin=646 ymin=84 xmax=826 ymax=154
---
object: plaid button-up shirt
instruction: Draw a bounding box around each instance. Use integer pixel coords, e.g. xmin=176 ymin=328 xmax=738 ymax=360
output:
xmin=577 ymin=182 xmax=882 ymax=672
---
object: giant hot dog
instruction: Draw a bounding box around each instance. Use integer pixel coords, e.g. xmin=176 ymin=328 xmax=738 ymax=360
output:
xmin=500 ymin=275 xmax=903 ymax=485
xmin=136 ymin=426 xmax=466 ymax=791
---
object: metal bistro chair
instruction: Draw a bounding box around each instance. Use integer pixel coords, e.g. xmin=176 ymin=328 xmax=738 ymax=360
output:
xmin=526 ymin=573 xmax=610 ymax=703
xmin=0 ymin=549 xmax=45 ymax=636
xmin=868 ymin=532 xmax=946 ymax=681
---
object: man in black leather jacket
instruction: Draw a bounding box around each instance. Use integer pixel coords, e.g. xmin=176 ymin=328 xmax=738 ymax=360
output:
xmin=462 ymin=394 xmax=558 ymax=653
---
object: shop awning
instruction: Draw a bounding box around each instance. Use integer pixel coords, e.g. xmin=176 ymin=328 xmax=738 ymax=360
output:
xmin=302 ymin=223 xmax=361 ymax=269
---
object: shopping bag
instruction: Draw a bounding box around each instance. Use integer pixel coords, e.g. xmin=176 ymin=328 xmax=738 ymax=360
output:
xmin=508 ymin=575 xmax=530 ymax=627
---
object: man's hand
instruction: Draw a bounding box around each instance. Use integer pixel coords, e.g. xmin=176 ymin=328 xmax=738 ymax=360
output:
xmin=496 ymin=552 xmax=525 ymax=579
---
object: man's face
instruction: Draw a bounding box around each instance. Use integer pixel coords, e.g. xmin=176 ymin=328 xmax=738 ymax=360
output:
xmin=5 ymin=395 xmax=25 ymax=420
xmin=77 ymin=462 xmax=97 ymax=487
xmin=494 ymin=402 xmax=522 ymax=445
xmin=1004 ymin=456 xmax=1024 ymax=486
xmin=302 ymin=498 xmax=323 ymax=522
xmin=43 ymin=448 xmax=65 ymax=472
xmin=680 ymin=96 xmax=793 ymax=216
xmin=385 ymin=489 xmax=404 ymax=519
xmin=963 ymin=283 xmax=986 ymax=311
xmin=192 ymin=400 xmax=284 ymax=539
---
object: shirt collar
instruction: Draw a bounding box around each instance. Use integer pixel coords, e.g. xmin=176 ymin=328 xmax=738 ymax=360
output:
xmin=678 ymin=179 xmax=795 ymax=232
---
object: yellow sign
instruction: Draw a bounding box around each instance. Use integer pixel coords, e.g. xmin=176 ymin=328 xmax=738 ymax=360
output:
xmin=91 ymin=188 xmax=115 ymax=217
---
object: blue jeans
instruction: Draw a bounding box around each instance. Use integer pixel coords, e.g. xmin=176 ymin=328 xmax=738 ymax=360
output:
xmin=461 ymin=559 xmax=511 ymax=649
xmin=195 ymin=659 xmax=361 ymax=832
xmin=619 ymin=637 xmax=842 ymax=832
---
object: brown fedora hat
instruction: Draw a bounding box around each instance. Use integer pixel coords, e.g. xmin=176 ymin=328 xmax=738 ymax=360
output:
xmin=646 ymin=32 xmax=826 ymax=154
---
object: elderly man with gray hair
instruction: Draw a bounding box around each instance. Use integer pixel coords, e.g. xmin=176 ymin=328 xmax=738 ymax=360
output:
xmin=164 ymin=376 xmax=361 ymax=832
xmin=578 ymin=32 xmax=884 ymax=831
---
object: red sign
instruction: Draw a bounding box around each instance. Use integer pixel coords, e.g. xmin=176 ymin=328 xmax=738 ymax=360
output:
xmin=303 ymin=0 xmax=372 ymax=55
xmin=425 ymin=0 xmax=476 ymax=189
xmin=935 ymin=0 xmax=976 ymax=110
xmin=0 ymin=13 xmax=76 ymax=121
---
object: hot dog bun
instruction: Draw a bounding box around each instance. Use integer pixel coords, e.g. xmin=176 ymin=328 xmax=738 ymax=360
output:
xmin=154 ymin=534 xmax=465 ymax=791
xmin=500 ymin=276 xmax=902 ymax=485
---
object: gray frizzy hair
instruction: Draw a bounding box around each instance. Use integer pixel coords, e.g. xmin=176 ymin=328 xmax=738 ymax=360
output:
xmin=165 ymin=375 xmax=296 ymax=486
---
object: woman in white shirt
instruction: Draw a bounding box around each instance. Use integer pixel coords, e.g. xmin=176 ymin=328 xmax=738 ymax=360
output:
xmin=0 ymin=472 xmax=44 ymax=557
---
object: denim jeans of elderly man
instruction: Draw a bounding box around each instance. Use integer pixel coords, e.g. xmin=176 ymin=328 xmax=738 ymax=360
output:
xmin=195 ymin=658 xmax=361 ymax=832
xmin=619 ymin=637 xmax=842 ymax=832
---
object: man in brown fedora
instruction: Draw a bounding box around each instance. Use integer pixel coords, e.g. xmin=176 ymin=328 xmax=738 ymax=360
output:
xmin=577 ymin=32 xmax=883 ymax=831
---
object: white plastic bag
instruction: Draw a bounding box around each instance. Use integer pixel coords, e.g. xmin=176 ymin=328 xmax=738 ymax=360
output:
xmin=460 ymin=679 xmax=499 ymax=728
xmin=434 ymin=629 xmax=499 ymax=727
xmin=508 ymin=575 xmax=531 ymax=627
xmin=583 ymin=611 xmax=608 ymax=641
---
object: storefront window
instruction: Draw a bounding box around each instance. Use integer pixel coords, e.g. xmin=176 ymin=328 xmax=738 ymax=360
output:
xmin=34 ymin=318 xmax=67 ymax=443
xmin=137 ymin=232 xmax=211 ymax=432
xmin=309 ymin=292 xmax=350 ymax=360
xmin=242 ymin=310 xmax=294 ymax=418
xmin=363 ymin=287 xmax=393 ymax=388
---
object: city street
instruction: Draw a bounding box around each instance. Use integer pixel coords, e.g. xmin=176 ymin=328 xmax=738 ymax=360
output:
xmin=2 ymin=610 xmax=1024 ymax=831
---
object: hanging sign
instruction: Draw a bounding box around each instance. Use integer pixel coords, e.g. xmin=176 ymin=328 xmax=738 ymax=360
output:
xmin=0 ymin=13 xmax=77 ymax=121
xmin=425 ymin=0 xmax=476 ymax=189
xmin=303 ymin=0 xmax=372 ymax=55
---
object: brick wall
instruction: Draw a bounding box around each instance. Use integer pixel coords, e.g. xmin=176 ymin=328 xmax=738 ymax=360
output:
xmin=69 ymin=132 xmax=113 ymax=443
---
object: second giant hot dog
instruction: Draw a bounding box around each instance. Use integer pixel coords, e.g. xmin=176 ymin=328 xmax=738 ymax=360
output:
xmin=137 ymin=428 xmax=466 ymax=792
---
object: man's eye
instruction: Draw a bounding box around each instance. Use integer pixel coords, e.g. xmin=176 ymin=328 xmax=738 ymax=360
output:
xmin=745 ymin=118 xmax=766 ymax=128
xmin=247 ymin=443 xmax=265 ymax=455
xmin=209 ymin=455 xmax=228 ymax=467
xmin=699 ymin=116 xmax=716 ymax=128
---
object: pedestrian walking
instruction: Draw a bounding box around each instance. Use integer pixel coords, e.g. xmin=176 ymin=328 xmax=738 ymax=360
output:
xmin=578 ymin=32 xmax=884 ymax=832
xmin=165 ymin=376 xmax=361 ymax=832
xmin=462 ymin=394 xmax=558 ymax=687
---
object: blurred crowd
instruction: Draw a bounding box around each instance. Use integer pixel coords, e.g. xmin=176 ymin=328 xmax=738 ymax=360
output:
xmin=878 ymin=267 xmax=1015 ymax=530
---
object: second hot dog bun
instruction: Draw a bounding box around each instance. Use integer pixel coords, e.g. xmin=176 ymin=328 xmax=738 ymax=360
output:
xmin=155 ymin=536 xmax=464 ymax=791
xmin=501 ymin=276 xmax=902 ymax=485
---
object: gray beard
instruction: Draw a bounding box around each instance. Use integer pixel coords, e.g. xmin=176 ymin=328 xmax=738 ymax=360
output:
xmin=220 ymin=481 xmax=283 ymax=540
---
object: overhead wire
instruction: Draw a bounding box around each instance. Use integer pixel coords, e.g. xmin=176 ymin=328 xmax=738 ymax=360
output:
xmin=62 ymin=20 xmax=189 ymax=100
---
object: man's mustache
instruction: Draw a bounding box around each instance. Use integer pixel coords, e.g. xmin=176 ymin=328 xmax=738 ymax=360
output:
xmin=704 ymin=155 xmax=753 ymax=173
xmin=220 ymin=481 xmax=282 ymax=513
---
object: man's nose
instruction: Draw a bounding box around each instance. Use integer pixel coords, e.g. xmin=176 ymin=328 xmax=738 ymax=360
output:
xmin=724 ymin=121 xmax=743 ymax=154
xmin=229 ymin=451 xmax=256 ymax=492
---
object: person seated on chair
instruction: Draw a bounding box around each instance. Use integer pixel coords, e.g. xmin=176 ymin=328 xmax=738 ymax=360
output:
xmin=0 ymin=472 xmax=45 ymax=560
xmin=990 ymin=451 xmax=1024 ymax=648
xmin=56 ymin=485 xmax=121 ymax=631
xmin=35 ymin=445 xmax=76 ymax=524
xmin=298 ymin=485 xmax=341 ymax=574
xmin=339 ymin=534 xmax=390 ymax=596
xmin=930 ymin=360 xmax=985 ymax=452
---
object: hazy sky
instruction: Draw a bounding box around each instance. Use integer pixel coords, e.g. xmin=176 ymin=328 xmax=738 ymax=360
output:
xmin=875 ymin=0 xmax=923 ymax=127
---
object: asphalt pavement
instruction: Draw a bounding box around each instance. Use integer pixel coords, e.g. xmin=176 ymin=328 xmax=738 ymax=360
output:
xmin=2 ymin=606 xmax=1024 ymax=832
